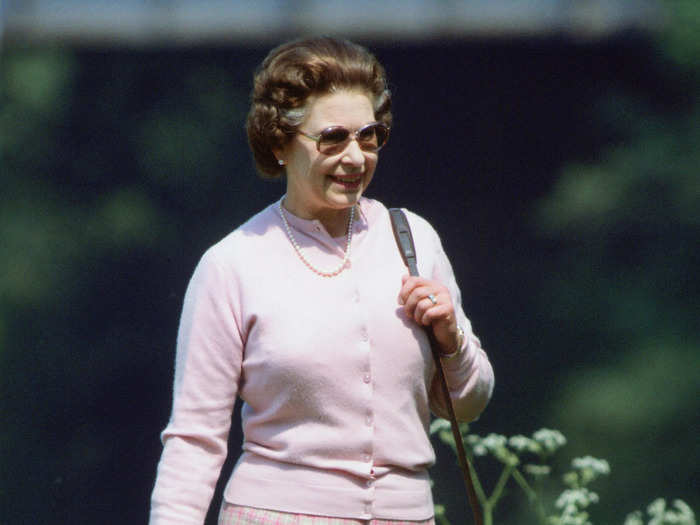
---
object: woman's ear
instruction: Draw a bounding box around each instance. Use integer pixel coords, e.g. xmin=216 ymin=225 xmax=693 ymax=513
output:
xmin=272 ymin=148 xmax=285 ymax=166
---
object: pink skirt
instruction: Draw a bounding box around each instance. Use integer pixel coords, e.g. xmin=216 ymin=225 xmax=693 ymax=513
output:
xmin=218 ymin=504 xmax=435 ymax=525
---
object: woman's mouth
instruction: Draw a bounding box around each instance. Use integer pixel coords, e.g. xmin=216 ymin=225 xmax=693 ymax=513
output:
xmin=328 ymin=174 xmax=362 ymax=189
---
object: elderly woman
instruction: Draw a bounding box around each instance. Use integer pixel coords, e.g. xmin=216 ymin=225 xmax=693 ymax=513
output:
xmin=150 ymin=37 xmax=494 ymax=525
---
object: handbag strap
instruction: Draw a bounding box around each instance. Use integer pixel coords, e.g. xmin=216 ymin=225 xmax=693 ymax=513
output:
xmin=389 ymin=208 xmax=482 ymax=525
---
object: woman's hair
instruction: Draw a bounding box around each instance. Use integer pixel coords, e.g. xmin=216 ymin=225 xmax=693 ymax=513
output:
xmin=246 ymin=36 xmax=392 ymax=179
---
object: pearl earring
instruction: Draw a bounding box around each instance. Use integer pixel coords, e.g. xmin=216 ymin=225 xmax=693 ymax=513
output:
xmin=278 ymin=159 xmax=285 ymax=166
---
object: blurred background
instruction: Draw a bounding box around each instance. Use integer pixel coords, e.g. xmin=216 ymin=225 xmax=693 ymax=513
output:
xmin=1 ymin=1 xmax=698 ymax=523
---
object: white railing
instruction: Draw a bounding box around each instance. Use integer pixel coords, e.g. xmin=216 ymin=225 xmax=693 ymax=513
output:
xmin=1 ymin=0 xmax=662 ymax=46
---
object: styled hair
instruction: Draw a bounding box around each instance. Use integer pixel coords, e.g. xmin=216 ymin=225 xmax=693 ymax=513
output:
xmin=246 ymin=36 xmax=392 ymax=179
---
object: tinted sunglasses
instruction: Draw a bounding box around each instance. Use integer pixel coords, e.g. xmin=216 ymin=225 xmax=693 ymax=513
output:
xmin=298 ymin=122 xmax=390 ymax=155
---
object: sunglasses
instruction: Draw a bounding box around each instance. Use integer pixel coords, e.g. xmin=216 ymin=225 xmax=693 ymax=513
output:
xmin=297 ymin=122 xmax=390 ymax=155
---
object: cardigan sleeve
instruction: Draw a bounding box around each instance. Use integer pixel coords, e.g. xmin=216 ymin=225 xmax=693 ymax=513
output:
xmin=426 ymin=230 xmax=494 ymax=423
xmin=150 ymin=247 xmax=244 ymax=525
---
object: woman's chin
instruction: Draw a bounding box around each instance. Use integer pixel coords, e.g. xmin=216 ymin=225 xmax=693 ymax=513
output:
xmin=328 ymin=188 xmax=363 ymax=207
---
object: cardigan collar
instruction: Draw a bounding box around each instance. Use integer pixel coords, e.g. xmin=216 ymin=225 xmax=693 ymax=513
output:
xmin=274 ymin=195 xmax=373 ymax=238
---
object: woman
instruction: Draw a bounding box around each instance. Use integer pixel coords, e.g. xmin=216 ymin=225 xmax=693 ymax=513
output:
xmin=150 ymin=37 xmax=494 ymax=525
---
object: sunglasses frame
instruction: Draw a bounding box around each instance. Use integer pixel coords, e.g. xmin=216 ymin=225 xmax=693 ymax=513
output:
xmin=297 ymin=121 xmax=390 ymax=154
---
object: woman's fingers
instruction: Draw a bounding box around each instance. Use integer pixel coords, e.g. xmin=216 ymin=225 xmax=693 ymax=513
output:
xmin=403 ymin=285 xmax=433 ymax=318
xmin=399 ymin=276 xmax=435 ymax=305
xmin=399 ymin=276 xmax=453 ymax=326
xmin=411 ymin=291 xmax=450 ymax=325
xmin=399 ymin=275 xmax=459 ymax=353
xmin=419 ymin=301 xmax=453 ymax=326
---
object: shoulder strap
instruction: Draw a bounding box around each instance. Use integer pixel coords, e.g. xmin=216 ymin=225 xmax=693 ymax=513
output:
xmin=388 ymin=208 xmax=483 ymax=525
xmin=388 ymin=208 xmax=419 ymax=276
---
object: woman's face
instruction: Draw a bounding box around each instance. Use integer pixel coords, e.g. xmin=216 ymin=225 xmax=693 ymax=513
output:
xmin=276 ymin=90 xmax=379 ymax=223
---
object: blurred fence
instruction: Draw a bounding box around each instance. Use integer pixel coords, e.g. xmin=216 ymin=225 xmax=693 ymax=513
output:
xmin=2 ymin=0 xmax=661 ymax=46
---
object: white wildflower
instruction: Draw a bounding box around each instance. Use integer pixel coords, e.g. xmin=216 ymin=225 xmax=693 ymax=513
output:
xmin=572 ymin=456 xmax=611 ymax=476
xmin=533 ymin=428 xmax=567 ymax=454
xmin=556 ymin=488 xmax=600 ymax=510
xmin=570 ymin=456 xmax=610 ymax=486
xmin=647 ymin=498 xmax=696 ymax=525
xmin=481 ymin=433 xmax=508 ymax=452
xmin=509 ymin=435 xmax=542 ymax=454
xmin=624 ymin=511 xmax=644 ymax=525
xmin=429 ymin=418 xmax=451 ymax=435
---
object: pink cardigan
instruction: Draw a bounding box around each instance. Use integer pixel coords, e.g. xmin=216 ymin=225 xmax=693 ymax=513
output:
xmin=150 ymin=197 xmax=494 ymax=523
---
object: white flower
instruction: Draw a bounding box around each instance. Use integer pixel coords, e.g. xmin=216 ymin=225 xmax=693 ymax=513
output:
xmin=572 ymin=456 xmax=611 ymax=476
xmin=533 ymin=428 xmax=567 ymax=454
xmin=481 ymin=433 xmax=508 ymax=452
xmin=509 ymin=435 xmax=542 ymax=454
xmin=624 ymin=511 xmax=644 ymax=525
xmin=647 ymin=498 xmax=696 ymax=525
xmin=429 ymin=418 xmax=451 ymax=435
xmin=555 ymin=488 xmax=600 ymax=510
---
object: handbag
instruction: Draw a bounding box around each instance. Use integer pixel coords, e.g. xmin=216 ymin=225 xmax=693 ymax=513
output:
xmin=389 ymin=208 xmax=482 ymax=525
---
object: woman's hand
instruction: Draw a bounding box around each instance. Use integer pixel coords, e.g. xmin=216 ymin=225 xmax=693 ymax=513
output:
xmin=398 ymin=275 xmax=460 ymax=356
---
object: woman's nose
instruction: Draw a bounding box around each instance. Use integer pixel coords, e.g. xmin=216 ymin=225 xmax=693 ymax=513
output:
xmin=341 ymin=139 xmax=366 ymax=167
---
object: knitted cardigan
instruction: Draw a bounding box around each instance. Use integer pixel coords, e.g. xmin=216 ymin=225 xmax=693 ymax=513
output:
xmin=150 ymin=197 xmax=494 ymax=524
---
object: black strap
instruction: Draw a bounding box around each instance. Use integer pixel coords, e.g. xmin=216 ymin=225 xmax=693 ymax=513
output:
xmin=389 ymin=208 xmax=482 ymax=525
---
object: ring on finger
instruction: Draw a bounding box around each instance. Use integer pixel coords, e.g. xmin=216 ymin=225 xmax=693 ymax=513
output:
xmin=427 ymin=293 xmax=438 ymax=305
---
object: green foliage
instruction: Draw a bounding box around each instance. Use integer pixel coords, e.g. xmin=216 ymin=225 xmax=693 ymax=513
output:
xmin=0 ymin=46 xmax=260 ymax=523
xmin=0 ymin=50 xmax=75 ymax=307
xmin=528 ymin=1 xmax=700 ymax=520
xmin=660 ymin=0 xmax=700 ymax=72
xmin=430 ymin=422 xmax=694 ymax=525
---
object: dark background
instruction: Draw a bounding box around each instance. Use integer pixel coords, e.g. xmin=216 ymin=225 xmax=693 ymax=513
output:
xmin=1 ymin=6 xmax=698 ymax=524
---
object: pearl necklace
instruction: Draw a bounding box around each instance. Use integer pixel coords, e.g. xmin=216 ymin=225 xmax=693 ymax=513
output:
xmin=278 ymin=200 xmax=354 ymax=277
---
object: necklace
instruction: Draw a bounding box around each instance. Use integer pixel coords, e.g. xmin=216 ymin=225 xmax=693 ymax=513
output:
xmin=278 ymin=199 xmax=355 ymax=277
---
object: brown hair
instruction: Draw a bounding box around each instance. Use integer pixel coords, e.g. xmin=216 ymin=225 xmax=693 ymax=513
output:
xmin=246 ymin=36 xmax=392 ymax=179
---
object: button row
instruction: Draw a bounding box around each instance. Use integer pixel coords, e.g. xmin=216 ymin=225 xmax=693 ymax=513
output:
xmin=360 ymin=327 xmax=369 ymax=342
